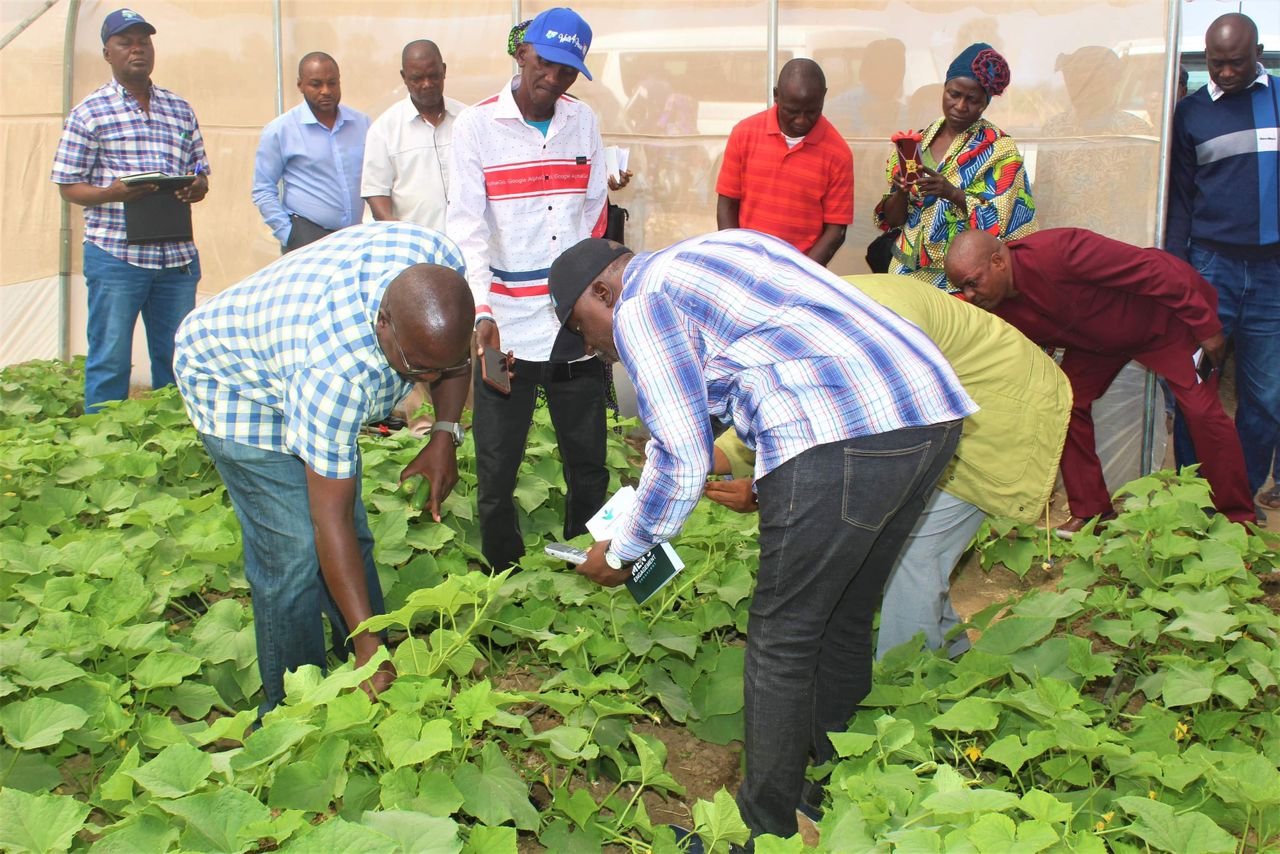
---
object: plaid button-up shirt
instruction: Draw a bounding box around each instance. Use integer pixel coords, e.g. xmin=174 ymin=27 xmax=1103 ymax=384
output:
xmin=609 ymin=229 xmax=977 ymax=561
xmin=174 ymin=223 xmax=466 ymax=480
xmin=51 ymin=79 xmax=210 ymax=269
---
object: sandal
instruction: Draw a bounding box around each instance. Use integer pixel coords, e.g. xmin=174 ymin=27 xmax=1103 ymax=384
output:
xmin=1258 ymin=485 xmax=1280 ymax=511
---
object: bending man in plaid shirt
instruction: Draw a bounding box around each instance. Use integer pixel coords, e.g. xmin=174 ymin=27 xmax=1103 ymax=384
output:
xmin=548 ymin=230 xmax=976 ymax=843
xmin=174 ymin=223 xmax=474 ymax=715
xmin=51 ymin=9 xmax=210 ymax=413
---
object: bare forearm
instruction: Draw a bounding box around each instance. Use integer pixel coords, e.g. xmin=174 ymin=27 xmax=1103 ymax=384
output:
xmin=711 ymin=446 xmax=732 ymax=475
xmin=59 ymin=182 xmax=118 ymax=207
xmin=367 ymin=196 xmax=395 ymax=221
xmin=716 ymin=195 xmax=740 ymax=230
xmin=807 ymin=224 xmax=847 ymax=267
xmin=880 ymin=189 xmax=909 ymax=228
xmin=304 ymin=470 xmax=379 ymax=651
xmin=429 ymin=370 xmax=469 ymax=423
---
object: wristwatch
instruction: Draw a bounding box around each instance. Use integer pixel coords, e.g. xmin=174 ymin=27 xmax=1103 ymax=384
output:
xmin=604 ymin=548 xmax=626 ymax=571
xmin=431 ymin=421 xmax=465 ymax=447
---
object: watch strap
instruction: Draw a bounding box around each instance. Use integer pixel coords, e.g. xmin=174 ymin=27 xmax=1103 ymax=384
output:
xmin=431 ymin=421 xmax=465 ymax=446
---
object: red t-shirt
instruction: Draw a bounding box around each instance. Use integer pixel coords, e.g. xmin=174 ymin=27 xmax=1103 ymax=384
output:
xmin=715 ymin=106 xmax=854 ymax=254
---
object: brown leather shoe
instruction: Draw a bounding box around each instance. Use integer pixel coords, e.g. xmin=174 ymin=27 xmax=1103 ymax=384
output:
xmin=1055 ymin=512 xmax=1116 ymax=540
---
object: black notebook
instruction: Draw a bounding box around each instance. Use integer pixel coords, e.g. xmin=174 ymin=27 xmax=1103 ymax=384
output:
xmin=123 ymin=176 xmax=196 ymax=244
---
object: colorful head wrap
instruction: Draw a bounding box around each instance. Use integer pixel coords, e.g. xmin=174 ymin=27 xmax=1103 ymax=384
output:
xmin=945 ymin=42 xmax=1011 ymax=99
xmin=507 ymin=19 xmax=531 ymax=57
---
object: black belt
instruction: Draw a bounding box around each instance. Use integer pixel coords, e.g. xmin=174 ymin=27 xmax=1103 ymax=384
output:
xmin=510 ymin=357 xmax=604 ymax=382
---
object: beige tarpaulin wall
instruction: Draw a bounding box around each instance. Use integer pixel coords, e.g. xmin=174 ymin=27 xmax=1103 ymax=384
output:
xmin=2 ymin=0 xmax=1174 ymax=376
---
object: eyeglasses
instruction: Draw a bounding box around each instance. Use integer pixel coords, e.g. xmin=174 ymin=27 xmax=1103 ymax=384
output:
xmin=381 ymin=311 xmax=472 ymax=381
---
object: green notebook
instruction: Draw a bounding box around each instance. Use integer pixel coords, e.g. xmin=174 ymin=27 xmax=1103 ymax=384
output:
xmin=625 ymin=543 xmax=685 ymax=605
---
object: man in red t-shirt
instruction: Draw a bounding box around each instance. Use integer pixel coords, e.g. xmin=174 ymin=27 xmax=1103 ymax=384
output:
xmin=946 ymin=227 xmax=1255 ymax=535
xmin=715 ymin=59 xmax=854 ymax=267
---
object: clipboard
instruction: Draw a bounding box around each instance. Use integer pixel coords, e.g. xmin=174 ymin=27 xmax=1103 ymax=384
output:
xmin=121 ymin=175 xmax=197 ymax=244
xmin=121 ymin=173 xmax=198 ymax=191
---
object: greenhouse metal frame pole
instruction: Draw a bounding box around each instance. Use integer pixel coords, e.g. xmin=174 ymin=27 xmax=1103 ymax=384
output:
xmin=766 ymin=0 xmax=778 ymax=108
xmin=58 ymin=0 xmax=82 ymax=362
xmin=0 ymin=0 xmax=58 ymax=51
xmin=512 ymin=0 xmax=521 ymax=74
xmin=272 ymin=0 xmax=283 ymax=116
xmin=1141 ymin=0 xmax=1183 ymax=475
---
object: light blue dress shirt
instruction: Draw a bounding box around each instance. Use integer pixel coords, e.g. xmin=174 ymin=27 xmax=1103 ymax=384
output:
xmin=252 ymin=102 xmax=370 ymax=245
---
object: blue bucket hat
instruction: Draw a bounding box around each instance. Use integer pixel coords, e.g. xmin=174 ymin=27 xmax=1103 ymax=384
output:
xmin=521 ymin=7 xmax=593 ymax=80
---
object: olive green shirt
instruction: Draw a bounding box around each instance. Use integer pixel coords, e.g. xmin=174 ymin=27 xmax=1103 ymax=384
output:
xmin=715 ymin=274 xmax=1071 ymax=524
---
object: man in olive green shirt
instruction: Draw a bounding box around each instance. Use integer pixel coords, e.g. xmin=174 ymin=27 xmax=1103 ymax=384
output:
xmin=708 ymin=273 xmax=1072 ymax=659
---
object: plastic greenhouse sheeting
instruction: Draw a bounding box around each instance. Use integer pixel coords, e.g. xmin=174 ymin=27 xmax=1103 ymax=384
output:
xmin=1 ymin=1 xmax=1177 ymax=477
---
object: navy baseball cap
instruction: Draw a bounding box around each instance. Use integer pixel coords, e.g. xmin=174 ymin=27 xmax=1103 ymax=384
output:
xmin=522 ymin=7 xmax=593 ymax=81
xmin=101 ymin=9 xmax=156 ymax=44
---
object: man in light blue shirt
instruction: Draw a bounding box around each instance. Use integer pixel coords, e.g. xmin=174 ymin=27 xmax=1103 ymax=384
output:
xmin=252 ymin=51 xmax=370 ymax=253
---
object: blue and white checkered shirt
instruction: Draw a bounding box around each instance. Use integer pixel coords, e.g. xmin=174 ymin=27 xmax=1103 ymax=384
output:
xmin=174 ymin=222 xmax=465 ymax=479
xmin=610 ymin=229 xmax=977 ymax=561
xmin=50 ymin=80 xmax=210 ymax=269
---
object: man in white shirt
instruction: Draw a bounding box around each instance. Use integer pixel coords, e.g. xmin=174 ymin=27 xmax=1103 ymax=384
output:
xmin=362 ymin=40 xmax=465 ymax=233
xmin=447 ymin=6 xmax=609 ymax=571
xmin=363 ymin=39 xmax=467 ymax=433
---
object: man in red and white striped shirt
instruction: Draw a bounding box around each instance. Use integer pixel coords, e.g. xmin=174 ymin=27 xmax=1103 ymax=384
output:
xmin=446 ymin=7 xmax=610 ymax=570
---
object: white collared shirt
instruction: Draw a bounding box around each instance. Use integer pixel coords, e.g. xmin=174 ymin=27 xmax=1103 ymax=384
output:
xmin=1207 ymin=62 xmax=1271 ymax=101
xmin=360 ymin=95 xmax=467 ymax=233
xmin=446 ymin=77 xmax=607 ymax=361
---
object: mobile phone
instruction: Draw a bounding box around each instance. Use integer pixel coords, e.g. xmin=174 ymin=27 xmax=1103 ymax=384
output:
xmin=481 ymin=346 xmax=512 ymax=394
xmin=1194 ymin=348 xmax=1216 ymax=382
xmin=545 ymin=543 xmax=589 ymax=565
xmin=893 ymin=134 xmax=924 ymax=186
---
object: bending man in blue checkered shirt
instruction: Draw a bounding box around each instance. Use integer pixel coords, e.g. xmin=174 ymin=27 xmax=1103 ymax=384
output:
xmin=548 ymin=230 xmax=977 ymax=843
xmin=173 ymin=222 xmax=474 ymax=715
xmin=51 ymin=8 xmax=211 ymax=413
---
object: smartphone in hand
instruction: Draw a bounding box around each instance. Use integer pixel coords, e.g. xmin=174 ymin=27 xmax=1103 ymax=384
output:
xmin=481 ymin=346 xmax=513 ymax=394
xmin=545 ymin=543 xmax=589 ymax=565
xmin=892 ymin=130 xmax=924 ymax=187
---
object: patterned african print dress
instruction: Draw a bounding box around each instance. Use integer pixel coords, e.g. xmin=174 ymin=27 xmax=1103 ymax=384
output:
xmin=874 ymin=117 xmax=1037 ymax=291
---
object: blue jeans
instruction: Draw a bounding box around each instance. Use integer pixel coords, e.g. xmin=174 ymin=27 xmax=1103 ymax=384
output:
xmin=875 ymin=489 xmax=985 ymax=660
xmin=1174 ymin=246 xmax=1280 ymax=493
xmin=83 ymin=241 xmax=199 ymax=413
xmin=736 ymin=421 xmax=962 ymax=840
xmin=199 ymin=434 xmax=383 ymax=715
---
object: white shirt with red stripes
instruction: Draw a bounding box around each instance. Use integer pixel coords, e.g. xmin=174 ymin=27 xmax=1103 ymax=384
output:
xmin=447 ymin=78 xmax=608 ymax=361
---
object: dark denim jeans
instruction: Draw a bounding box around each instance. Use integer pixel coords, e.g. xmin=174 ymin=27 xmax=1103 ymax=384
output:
xmin=199 ymin=434 xmax=383 ymax=716
xmin=472 ymin=358 xmax=608 ymax=571
xmin=83 ymin=241 xmax=199 ymax=412
xmin=736 ymin=421 xmax=962 ymax=840
xmin=1174 ymin=245 xmax=1280 ymax=494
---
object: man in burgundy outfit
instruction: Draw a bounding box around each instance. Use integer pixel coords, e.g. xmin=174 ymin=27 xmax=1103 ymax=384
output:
xmin=946 ymin=227 xmax=1255 ymax=535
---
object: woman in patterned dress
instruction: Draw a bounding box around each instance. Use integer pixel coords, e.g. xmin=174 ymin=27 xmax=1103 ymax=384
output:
xmin=875 ymin=43 xmax=1037 ymax=291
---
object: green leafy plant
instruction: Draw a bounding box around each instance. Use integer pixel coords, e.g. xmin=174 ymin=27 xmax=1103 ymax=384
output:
xmin=810 ymin=470 xmax=1280 ymax=853
xmin=2 ymin=363 xmax=1277 ymax=853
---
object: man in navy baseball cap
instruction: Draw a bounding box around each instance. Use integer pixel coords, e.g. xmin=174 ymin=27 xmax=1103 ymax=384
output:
xmin=100 ymin=8 xmax=155 ymax=44
xmin=520 ymin=6 xmax=593 ymax=80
